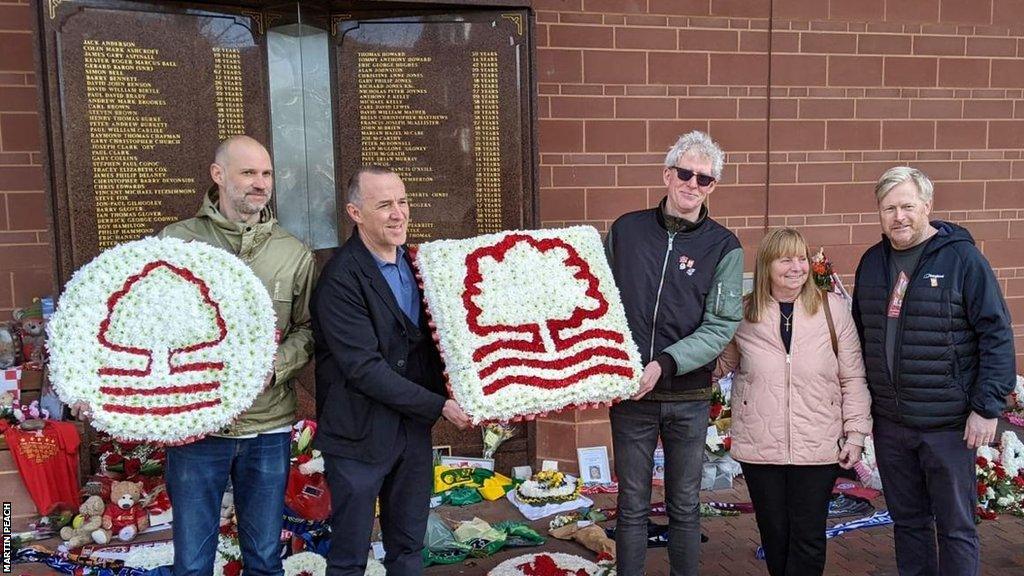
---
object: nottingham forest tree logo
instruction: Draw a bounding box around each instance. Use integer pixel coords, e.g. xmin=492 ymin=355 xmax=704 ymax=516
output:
xmin=47 ymin=238 xmax=277 ymax=444
xmin=415 ymin=227 xmax=642 ymax=423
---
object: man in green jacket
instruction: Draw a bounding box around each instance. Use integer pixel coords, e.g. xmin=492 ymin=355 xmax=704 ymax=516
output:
xmin=159 ymin=135 xmax=316 ymax=576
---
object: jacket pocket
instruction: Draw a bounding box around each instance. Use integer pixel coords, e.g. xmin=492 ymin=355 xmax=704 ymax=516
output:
xmin=323 ymin=385 xmax=372 ymax=441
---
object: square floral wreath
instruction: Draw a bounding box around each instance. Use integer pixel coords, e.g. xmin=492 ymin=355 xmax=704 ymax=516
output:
xmin=414 ymin=226 xmax=642 ymax=423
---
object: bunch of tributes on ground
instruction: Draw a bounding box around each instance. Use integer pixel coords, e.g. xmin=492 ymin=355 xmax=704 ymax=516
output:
xmin=975 ymin=430 xmax=1024 ymax=520
xmin=414 ymin=226 xmax=643 ymax=423
xmin=46 ymin=237 xmax=277 ymax=444
xmin=1004 ymin=375 xmax=1024 ymax=427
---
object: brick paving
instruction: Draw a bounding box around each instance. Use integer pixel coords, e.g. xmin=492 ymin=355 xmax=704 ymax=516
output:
xmin=14 ymin=476 xmax=1024 ymax=575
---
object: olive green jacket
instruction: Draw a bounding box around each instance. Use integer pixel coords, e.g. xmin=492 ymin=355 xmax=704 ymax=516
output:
xmin=158 ymin=188 xmax=316 ymax=436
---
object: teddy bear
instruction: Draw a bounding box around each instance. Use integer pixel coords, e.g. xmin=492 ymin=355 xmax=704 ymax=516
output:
xmin=59 ymin=495 xmax=106 ymax=549
xmin=12 ymin=308 xmax=45 ymax=368
xmin=94 ymin=480 xmax=150 ymax=544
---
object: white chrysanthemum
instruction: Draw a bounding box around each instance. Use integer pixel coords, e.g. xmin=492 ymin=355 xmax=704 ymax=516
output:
xmin=47 ymin=237 xmax=277 ymax=444
xmin=416 ymin=227 xmax=642 ymax=423
xmin=977 ymin=444 xmax=1001 ymax=464
xmin=364 ymin=558 xmax=386 ymax=576
xmin=998 ymin=431 xmax=1024 ymax=478
xmin=123 ymin=542 xmax=175 ymax=569
xmin=488 ymin=552 xmax=599 ymax=576
xmin=283 ymin=551 xmax=328 ymax=576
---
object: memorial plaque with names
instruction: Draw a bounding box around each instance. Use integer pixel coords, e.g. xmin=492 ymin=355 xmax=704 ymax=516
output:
xmin=333 ymin=11 xmax=535 ymax=244
xmin=39 ymin=2 xmax=270 ymax=280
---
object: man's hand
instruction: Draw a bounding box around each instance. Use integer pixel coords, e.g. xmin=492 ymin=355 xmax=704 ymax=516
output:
xmin=442 ymin=399 xmax=472 ymax=430
xmin=964 ymin=411 xmax=998 ymax=449
xmin=632 ymin=361 xmax=662 ymax=400
xmin=838 ymin=443 xmax=863 ymax=469
xmin=70 ymin=401 xmax=94 ymax=421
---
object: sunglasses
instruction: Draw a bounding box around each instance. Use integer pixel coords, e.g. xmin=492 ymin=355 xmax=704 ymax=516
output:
xmin=670 ymin=166 xmax=716 ymax=188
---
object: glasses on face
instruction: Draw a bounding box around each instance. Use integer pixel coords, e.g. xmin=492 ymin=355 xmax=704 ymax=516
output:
xmin=670 ymin=166 xmax=716 ymax=188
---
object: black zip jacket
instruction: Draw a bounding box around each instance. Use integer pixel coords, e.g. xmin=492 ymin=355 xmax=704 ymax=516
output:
xmin=606 ymin=201 xmax=743 ymax=398
xmin=852 ymin=221 xmax=1015 ymax=430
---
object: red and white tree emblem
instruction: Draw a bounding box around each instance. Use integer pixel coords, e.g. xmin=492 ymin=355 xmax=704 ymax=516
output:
xmin=97 ymin=261 xmax=227 ymax=416
xmin=47 ymin=238 xmax=277 ymax=444
xmin=463 ymin=235 xmax=634 ymax=395
xmin=415 ymin=227 xmax=642 ymax=423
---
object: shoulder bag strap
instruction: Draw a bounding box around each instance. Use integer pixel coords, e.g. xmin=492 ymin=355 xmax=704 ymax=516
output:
xmin=821 ymin=290 xmax=839 ymax=358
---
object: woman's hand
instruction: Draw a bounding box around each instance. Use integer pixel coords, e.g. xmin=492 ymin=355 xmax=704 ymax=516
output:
xmin=838 ymin=442 xmax=863 ymax=469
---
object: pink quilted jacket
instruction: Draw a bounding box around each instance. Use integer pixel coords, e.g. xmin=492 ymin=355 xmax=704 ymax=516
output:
xmin=716 ymin=293 xmax=872 ymax=465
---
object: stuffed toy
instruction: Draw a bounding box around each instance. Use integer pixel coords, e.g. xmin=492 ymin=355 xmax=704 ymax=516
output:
xmin=59 ymin=495 xmax=106 ymax=549
xmin=12 ymin=307 xmax=45 ymax=368
xmin=220 ymin=490 xmax=235 ymax=527
xmin=95 ymin=480 xmax=150 ymax=544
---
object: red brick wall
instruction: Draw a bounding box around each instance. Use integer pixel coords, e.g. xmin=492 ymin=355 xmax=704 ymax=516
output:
xmin=1 ymin=0 xmax=1022 ymax=469
xmin=533 ymin=0 xmax=1024 ymax=469
xmin=0 ymin=0 xmax=54 ymax=317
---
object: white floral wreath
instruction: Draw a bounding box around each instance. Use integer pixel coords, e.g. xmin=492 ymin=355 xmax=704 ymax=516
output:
xmin=415 ymin=226 xmax=641 ymax=423
xmin=48 ymin=237 xmax=276 ymax=444
xmin=488 ymin=552 xmax=599 ymax=576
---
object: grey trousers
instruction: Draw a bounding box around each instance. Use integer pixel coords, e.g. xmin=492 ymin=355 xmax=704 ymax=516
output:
xmin=611 ymin=399 xmax=709 ymax=576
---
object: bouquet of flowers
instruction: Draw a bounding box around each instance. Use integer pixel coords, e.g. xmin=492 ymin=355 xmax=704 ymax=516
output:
xmin=93 ymin=432 xmax=165 ymax=480
xmin=1003 ymin=375 xmax=1024 ymax=427
xmin=285 ymin=419 xmax=331 ymax=522
xmin=705 ymin=425 xmax=731 ymax=458
xmin=810 ymin=248 xmax=851 ymax=303
xmin=415 ymin=227 xmax=643 ymax=423
xmin=215 ymin=520 xmax=243 ymax=576
xmin=975 ymin=431 xmax=1024 ymax=520
xmin=482 ymin=422 xmax=518 ymax=459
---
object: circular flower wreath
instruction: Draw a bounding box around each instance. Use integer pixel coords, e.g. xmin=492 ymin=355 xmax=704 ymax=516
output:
xmin=47 ymin=237 xmax=276 ymax=444
xmin=489 ymin=552 xmax=599 ymax=576
xmin=283 ymin=551 xmax=328 ymax=576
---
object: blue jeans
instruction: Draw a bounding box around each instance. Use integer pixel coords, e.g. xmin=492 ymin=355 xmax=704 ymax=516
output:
xmin=611 ymin=400 xmax=709 ymax=576
xmin=165 ymin=433 xmax=290 ymax=576
xmin=873 ymin=417 xmax=979 ymax=576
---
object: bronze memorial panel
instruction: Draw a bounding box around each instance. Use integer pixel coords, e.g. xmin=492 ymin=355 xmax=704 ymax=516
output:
xmin=39 ymin=1 xmax=270 ymax=280
xmin=333 ymin=10 xmax=535 ymax=243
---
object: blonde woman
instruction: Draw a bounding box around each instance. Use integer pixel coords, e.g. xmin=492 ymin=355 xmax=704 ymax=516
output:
xmin=717 ymin=228 xmax=872 ymax=576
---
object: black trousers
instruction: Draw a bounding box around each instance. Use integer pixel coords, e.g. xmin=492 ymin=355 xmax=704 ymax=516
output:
xmin=740 ymin=462 xmax=839 ymax=576
xmin=323 ymin=419 xmax=433 ymax=576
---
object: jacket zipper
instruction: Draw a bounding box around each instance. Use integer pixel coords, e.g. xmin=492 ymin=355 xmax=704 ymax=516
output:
xmin=649 ymin=232 xmax=676 ymax=362
xmin=891 ymin=251 xmax=930 ymax=424
xmin=785 ymin=352 xmax=792 ymax=464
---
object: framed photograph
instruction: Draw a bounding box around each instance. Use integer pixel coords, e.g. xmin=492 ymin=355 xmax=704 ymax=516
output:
xmin=576 ymin=446 xmax=612 ymax=484
xmin=440 ymin=455 xmax=495 ymax=471
xmin=652 ymin=446 xmax=665 ymax=485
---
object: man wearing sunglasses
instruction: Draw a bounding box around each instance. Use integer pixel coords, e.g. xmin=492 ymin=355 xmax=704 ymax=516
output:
xmin=605 ymin=130 xmax=744 ymax=576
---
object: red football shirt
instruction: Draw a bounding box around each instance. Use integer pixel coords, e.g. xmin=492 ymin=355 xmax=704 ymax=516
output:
xmin=4 ymin=420 xmax=81 ymax=514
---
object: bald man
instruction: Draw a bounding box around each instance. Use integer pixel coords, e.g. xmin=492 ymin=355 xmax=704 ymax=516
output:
xmin=159 ymin=136 xmax=316 ymax=576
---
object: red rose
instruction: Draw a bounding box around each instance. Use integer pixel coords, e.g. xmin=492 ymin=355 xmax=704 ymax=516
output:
xmin=723 ymin=437 xmax=732 ymax=451
xmin=124 ymin=458 xmax=142 ymax=478
xmin=709 ymin=403 xmax=723 ymax=420
xmin=105 ymin=453 xmax=124 ymax=467
xmin=976 ymin=457 xmax=988 ymax=467
xmin=296 ymin=454 xmax=312 ymax=465
xmin=977 ymin=482 xmax=988 ymax=496
xmin=1013 ymin=476 xmax=1024 ymax=489
xmin=224 ymin=559 xmax=242 ymax=576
